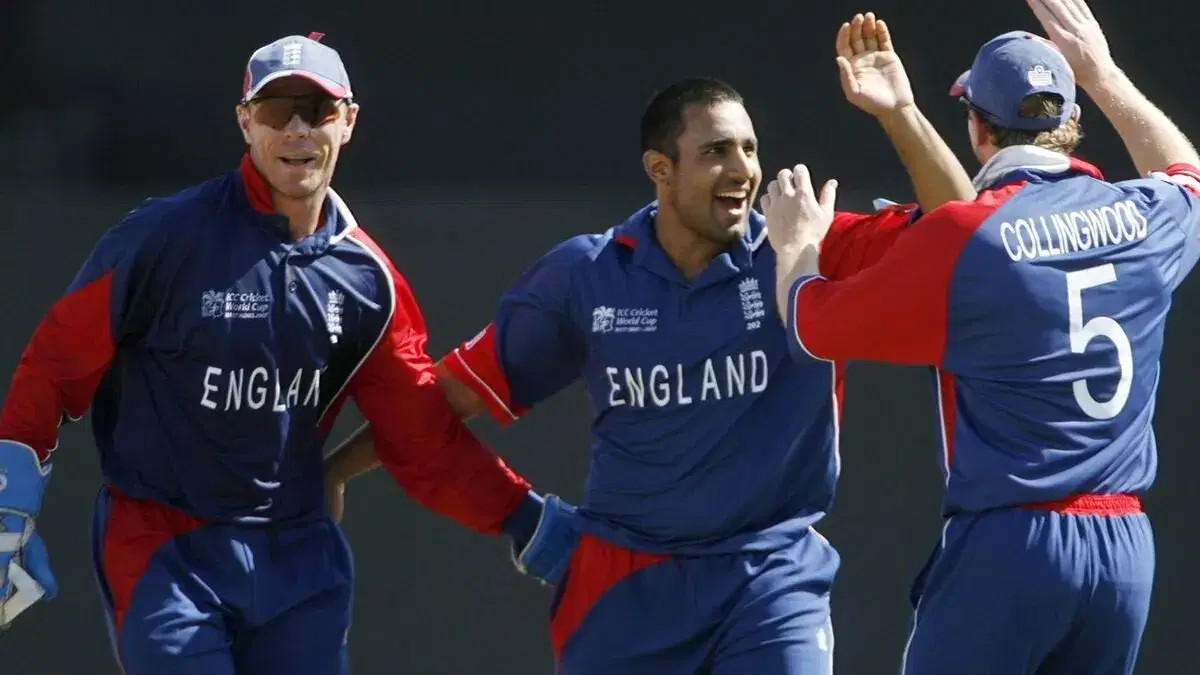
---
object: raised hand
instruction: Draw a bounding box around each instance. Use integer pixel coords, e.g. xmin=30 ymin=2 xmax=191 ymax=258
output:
xmin=836 ymin=12 xmax=915 ymax=118
xmin=1026 ymin=0 xmax=1115 ymax=87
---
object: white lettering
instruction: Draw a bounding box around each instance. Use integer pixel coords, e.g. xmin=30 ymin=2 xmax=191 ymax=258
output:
xmin=1102 ymin=205 xmax=1123 ymax=245
xmin=675 ymin=364 xmax=693 ymax=405
xmin=998 ymin=200 xmax=1151 ymax=262
xmin=606 ymin=367 xmax=625 ymax=407
xmin=303 ymin=369 xmax=321 ymax=407
xmin=272 ymin=369 xmax=287 ymax=412
xmin=625 ymin=367 xmax=646 ymax=407
xmin=1036 ymin=217 xmax=1061 ymax=256
xmin=1049 ymin=214 xmax=1079 ymax=256
xmin=225 ymin=369 xmax=244 ymax=410
xmin=200 ymin=366 xmax=323 ymax=413
xmin=609 ymin=307 xmax=660 ymax=333
xmin=649 ymin=365 xmax=670 ymax=407
xmin=1132 ymin=202 xmax=1150 ymax=238
xmin=1000 ymin=221 xmax=1022 ymax=261
xmin=725 ymin=353 xmax=746 ymax=397
xmin=286 ymin=369 xmax=303 ymax=408
xmin=201 ymin=367 xmax=221 ymax=409
xmin=751 ymin=350 xmax=769 ymax=393
xmin=247 ymin=367 xmax=268 ymax=409
xmin=1072 ymin=210 xmax=1093 ymax=250
xmin=604 ymin=350 xmax=770 ymax=409
xmin=700 ymin=360 xmax=721 ymax=401
xmin=1088 ymin=208 xmax=1108 ymax=247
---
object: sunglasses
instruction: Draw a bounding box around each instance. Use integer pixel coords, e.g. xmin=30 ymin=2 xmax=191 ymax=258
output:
xmin=245 ymin=94 xmax=351 ymax=130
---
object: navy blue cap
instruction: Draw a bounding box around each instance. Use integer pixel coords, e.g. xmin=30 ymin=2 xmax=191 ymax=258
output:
xmin=950 ymin=31 xmax=1075 ymax=131
xmin=241 ymin=32 xmax=352 ymax=102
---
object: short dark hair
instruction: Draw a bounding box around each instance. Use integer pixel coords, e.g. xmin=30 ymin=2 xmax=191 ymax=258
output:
xmin=640 ymin=77 xmax=744 ymax=160
xmin=977 ymin=92 xmax=1084 ymax=154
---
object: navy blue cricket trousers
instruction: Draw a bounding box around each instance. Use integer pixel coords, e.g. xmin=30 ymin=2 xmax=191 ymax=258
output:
xmin=901 ymin=494 xmax=1154 ymax=675
xmin=551 ymin=530 xmax=840 ymax=674
xmin=91 ymin=486 xmax=354 ymax=675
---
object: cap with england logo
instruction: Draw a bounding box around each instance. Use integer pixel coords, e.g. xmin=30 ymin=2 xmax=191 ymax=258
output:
xmin=949 ymin=31 xmax=1075 ymax=131
xmin=241 ymin=32 xmax=353 ymax=103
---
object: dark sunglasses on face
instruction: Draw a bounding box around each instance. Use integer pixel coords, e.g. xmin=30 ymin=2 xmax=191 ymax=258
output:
xmin=246 ymin=94 xmax=351 ymax=130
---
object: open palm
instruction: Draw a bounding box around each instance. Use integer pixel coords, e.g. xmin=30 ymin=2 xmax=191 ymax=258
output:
xmin=1026 ymin=0 xmax=1113 ymax=86
xmin=837 ymin=13 xmax=914 ymax=117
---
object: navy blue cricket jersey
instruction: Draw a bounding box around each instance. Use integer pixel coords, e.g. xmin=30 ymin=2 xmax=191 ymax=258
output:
xmin=443 ymin=202 xmax=913 ymax=555
xmin=0 ymin=155 xmax=530 ymax=529
xmin=786 ymin=146 xmax=1200 ymax=514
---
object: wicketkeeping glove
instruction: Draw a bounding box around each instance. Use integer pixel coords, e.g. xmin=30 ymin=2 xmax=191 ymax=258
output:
xmin=511 ymin=494 xmax=580 ymax=586
xmin=0 ymin=440 xmax=57 ymax=627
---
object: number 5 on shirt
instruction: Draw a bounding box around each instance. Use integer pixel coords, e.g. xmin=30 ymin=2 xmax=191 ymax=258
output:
xmin=1066 ymin=263 xmax=1133 ymax=420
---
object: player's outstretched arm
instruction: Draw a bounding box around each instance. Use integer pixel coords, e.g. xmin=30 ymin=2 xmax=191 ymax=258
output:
xmin=1028 ymin=0 xmax=1200 ymax=174
xmin=836 ymin=12 xmax=976 ymax=211
xmin=342 ymin=237 xmax=592 ymax=585
xmin=329 ymin=330 xmax=580 ymax=585
xmin=0 ymin=208 xmax=165 ymax=626
xmin=764 ymin=164 xmax=988 ymax=366
xmin=327 ymin=235 xmax=593 ymax=517
xmin=323 ymin=360 xmax=486 ymax=521
xmin=344 ymin=262 xmax=536 ymax=537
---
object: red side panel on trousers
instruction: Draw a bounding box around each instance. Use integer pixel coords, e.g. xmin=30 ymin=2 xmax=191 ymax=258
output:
xmin=100 ymin=488 xmax=206 ymax=631
xmin=550 ymin=534 xmax=670 ymax=657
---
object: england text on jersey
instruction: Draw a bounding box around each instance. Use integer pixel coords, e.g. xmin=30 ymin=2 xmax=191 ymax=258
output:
xmin=200 ymin=366 xmax=323 ymax=412
xmin=603 ymin=350 xmax=768 ymax=408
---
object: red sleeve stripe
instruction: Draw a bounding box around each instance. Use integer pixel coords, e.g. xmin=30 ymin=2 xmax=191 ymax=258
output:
xmin=1151 ymin=164 xmax=1200 ymax=196
xmin=448 ymin=349 xmax=520 ymax=423
xmin=441 ymin=324 xmax=528 ymax=426
xmin=789 ymin=275 xmax=834 ymax=363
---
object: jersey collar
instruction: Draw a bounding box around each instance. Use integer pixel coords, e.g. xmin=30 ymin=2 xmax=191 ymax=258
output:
xmin=237 ymin=153 xmax=344 ymax=252
xmin=614 ymin=201 xmax=766 ymax=287
xmin=973 ymin=145 xmax=1105 ymax=191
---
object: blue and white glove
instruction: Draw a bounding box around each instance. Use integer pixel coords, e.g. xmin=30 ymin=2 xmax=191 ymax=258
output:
xmin=0 ymin=440 xmax=56 ymax=627
xmin=508 ymin=493 xmax=581 ymax=586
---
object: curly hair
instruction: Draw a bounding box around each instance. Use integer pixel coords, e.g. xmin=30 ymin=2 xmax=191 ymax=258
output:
xmin=977 ymin=93 xmax=1084 ymax=154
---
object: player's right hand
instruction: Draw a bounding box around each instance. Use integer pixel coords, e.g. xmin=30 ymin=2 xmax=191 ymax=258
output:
xmin=835 ymin=12 xmax=914 ymax=118
xmin=1026 ymin=0 xmax=1115 ymax=87
xmin=0 ymin=440 xmax=57 ymax=627
xmin=511 ymin=494 xmax=580 ymax=587
xmin=762 ymin=164 xmax=839 ymax=254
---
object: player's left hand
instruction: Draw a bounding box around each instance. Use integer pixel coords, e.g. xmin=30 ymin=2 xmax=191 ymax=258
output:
xmin=835 ymin=12 xmax=914 ymax=118
xmin=761 ymin=164 xmax=839 ymax=254
xmin=0 ymin=440 xmax=57 ymax=627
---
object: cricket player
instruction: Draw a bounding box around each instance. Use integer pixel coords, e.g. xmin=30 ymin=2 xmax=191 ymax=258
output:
xmin=0 ymin=33 xmax=562 ymax=674
xmin=325 ymin=15 xmax=976 ymax=673
xmin=764 ymin=0 xmax=1199 ymax=672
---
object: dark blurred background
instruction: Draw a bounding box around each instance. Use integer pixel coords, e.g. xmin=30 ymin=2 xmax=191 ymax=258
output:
xmin=1 ymin=1 xmax=1196 ymax=673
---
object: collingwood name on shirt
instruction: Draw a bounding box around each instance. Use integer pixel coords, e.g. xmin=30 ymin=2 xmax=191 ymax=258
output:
xmin=999 ymin=198 xmax=1149 ymax=262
